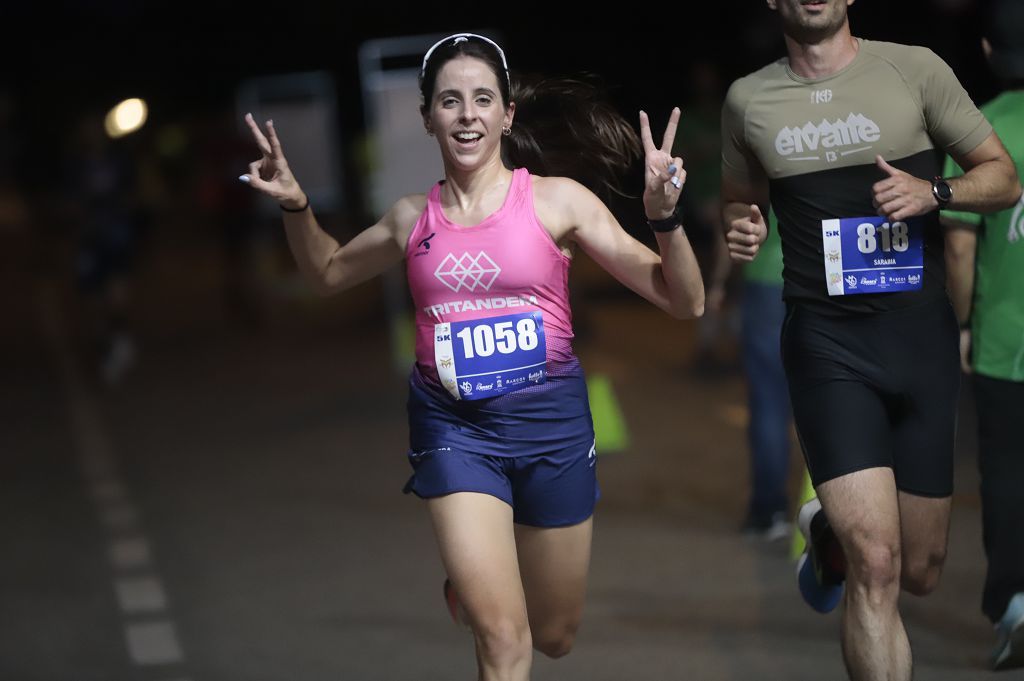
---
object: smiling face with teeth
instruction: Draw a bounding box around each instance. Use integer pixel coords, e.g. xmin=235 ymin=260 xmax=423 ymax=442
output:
xmin=424 ymin=55 xmax=515 ymax=173
xmin=768 ymin=0 xmax=854 ymax=45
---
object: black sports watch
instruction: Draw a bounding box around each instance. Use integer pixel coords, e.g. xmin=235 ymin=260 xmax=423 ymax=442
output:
xmin=931 ymin=177 xmax=953 ymax=208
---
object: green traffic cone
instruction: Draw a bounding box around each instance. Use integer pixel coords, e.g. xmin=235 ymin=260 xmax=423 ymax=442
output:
xmin=586 ymin=373 xmax=630 ymax=453
xmin=790 ymin=467 xmax=816 ymax=560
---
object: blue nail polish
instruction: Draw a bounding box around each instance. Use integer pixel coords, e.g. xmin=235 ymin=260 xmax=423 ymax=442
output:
xmin=668 ymin=164 xmax=678 ymax=175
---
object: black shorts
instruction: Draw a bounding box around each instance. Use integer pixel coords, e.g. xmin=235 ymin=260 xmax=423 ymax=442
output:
xmin=781 ymin=297 xmax=960 ymax=497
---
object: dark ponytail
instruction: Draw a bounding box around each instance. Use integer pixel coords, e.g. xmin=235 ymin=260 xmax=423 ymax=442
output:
xmin=503 ymin=74 xmax=641 ymax=197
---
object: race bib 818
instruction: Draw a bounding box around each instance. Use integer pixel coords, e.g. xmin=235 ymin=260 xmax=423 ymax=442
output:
xmin=822 ymin=216 xmax=924 ymax=296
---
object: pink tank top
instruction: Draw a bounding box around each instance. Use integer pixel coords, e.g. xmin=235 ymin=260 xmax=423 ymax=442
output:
xmin=406 ymin=168 xmax=576 ymax=386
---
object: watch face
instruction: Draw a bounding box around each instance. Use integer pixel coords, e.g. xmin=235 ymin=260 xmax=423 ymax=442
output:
xmin=934 ymin=179 xmax=952 ymax=202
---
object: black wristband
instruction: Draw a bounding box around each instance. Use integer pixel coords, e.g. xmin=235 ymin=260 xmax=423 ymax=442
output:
xmin=280 ymin=197 xmax=309 ymax=213
xmin=647 ymin=212 xmax=681 ymax=233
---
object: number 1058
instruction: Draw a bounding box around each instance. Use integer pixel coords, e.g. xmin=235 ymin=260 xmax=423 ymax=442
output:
xmin=456 ymin=318 xmax=539 ymax=358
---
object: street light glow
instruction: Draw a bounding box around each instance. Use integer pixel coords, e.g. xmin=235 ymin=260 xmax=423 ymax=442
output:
xmin=105 ymin=98 xmax=148 ymax=138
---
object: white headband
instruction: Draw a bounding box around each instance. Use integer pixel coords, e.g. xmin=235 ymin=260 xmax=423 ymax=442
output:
xmin=420 ymin=33 xmax=510 ymax=91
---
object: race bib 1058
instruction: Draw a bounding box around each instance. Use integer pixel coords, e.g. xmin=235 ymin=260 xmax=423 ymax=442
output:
xmin=434 ymin=311 xmax=547 ymax=400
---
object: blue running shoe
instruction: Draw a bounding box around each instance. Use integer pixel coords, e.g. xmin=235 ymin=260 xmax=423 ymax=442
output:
xmin=796 ymin=497 xmax=844 ymax=614
xmin=992 ymin=592 xmax=1024 ymax=671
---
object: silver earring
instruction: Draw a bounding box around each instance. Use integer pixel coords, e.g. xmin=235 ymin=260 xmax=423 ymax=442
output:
xmin=502 ymin=126 xmax=511 ymax=136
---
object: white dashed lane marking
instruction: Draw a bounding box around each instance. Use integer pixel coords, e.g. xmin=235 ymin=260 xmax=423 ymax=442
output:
xmin=40 ymin=288 xmax=189 ymax=671
xmin=125 ymin=621 xmax=185 ymax=665
xmin=109 ymin=537 xmax=152 ymax=570
xmin=115 ymin=576 xmax=168 ymax=613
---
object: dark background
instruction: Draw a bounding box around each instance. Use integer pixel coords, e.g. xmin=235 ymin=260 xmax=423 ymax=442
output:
xmin=0 ymin=5 xmax=1012 ymax=679
xmin=0 ymin=0 xmax=1007 ymax=370
xmin=3 ymin=0 xmax=1002 ymax=215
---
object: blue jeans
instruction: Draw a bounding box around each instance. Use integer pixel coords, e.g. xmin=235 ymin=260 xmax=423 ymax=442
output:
xmin=741 ymin=282 xmax=792 ymax=520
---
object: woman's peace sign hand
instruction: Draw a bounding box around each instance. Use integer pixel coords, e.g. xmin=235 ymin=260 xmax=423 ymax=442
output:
xmin=640 ymin=107 xmax=685 ymax=221
xmin=239 ymin=113 xmax=307 ymax=210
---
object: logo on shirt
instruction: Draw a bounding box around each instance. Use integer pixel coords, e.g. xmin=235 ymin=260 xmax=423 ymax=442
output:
xmin=845 ymin=275 xmax=858 ymax=289
xmin=775 ymin=113 xmax=880 ymax=162
xmin=423 ymin=294 xmax=537 ymax=319
xmin=413 ymin=232 xmax=436 ymax=257
xmin=435 ymin=251 xmax=501 ymax=292
xmin=409 ymin=447 xmax=452 ymax=459
xmin=1009 ymin=195 xmax=1024 ymax=243
xmin=810 ymin=89 xmax=833 ymax=104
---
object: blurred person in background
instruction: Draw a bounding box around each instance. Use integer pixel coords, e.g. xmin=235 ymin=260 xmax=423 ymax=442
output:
xmin=941 ymin=0 xmax=1024 ymax=670
xmin=674 ymin=60 xmax=739 ymax=377
xmin=196 ymin=109 xmax=264 ymax=328
xmin=708 ymin=208 xmax=793 ymax=542
xmin=0 ymin=91 xmax=30 ymax=241
xmin=66 ymin=113 xmax=149 ymax=385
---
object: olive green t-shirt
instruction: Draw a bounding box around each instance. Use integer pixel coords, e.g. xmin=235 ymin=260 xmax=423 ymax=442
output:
xmin=723 ymin=39 xmax=992 ymax=315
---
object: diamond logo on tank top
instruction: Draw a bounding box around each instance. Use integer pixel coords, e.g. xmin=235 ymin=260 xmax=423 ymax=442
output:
xmin=434 ymin=252 xmax=501 ymax=292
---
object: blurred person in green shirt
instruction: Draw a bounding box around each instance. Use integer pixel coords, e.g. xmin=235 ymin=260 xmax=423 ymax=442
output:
xmin=942 ymin=0 xmax=1024 ymax=670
